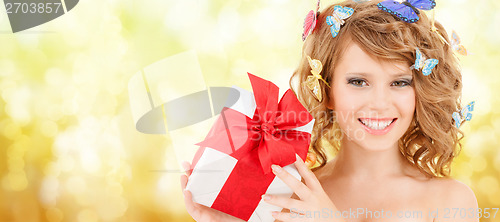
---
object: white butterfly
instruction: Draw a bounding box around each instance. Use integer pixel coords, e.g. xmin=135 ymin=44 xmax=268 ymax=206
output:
xmin=452 ymin=101 xmax=475 ymax=128
xmin=411 ymin=48 xmax=438 ymax=76
xmin=326 ymin=6 xmax=354 ymax=38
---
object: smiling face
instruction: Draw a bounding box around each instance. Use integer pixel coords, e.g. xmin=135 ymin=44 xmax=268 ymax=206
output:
xmin=328 ymin=42 xmax=416 ymax=151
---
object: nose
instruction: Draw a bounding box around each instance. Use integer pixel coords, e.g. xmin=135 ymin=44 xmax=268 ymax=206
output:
xmin=367 ymin=85 xmax=391 ymax=112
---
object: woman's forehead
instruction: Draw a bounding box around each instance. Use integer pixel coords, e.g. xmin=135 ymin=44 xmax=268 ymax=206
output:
xmin=332 ymin=42 xmax=412 ymax=78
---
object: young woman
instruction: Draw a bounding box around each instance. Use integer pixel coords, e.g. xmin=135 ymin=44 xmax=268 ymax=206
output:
xmin=181 ymin=1 xmax=478 ymax=221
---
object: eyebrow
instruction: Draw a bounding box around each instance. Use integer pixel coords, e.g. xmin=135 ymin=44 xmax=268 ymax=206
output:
xmin=345 ymin=72 xmax=413 ymax=78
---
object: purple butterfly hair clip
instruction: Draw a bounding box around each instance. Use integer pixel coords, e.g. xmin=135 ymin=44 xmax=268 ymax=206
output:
xmin=377 ymin=0 xmax=436 ymax=23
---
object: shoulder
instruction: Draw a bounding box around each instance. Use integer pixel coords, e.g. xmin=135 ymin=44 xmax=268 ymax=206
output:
xmin=430 ymin=178 xmax=478 ymax=206
xmin=427 ymin=178 xmax=479 ymax=222
xmin=401 ymin=164 xmax=478 ymax=209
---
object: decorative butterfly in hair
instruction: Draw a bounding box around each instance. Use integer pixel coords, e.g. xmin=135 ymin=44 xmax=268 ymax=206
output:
xmin=304 ymin=56 xmax=329 ymax=102
xmin=302 ymin=0 xmax=321 ymax=41
xmin=411 ymin=48 xmax=438 ymax=76
xmin=326 ymin=6 xmax=354 ymax=38
xmin=452 ymin=101 xmax=475 ymax=128
xmin=377 ymin=0 xmax=436 ymax=23
xmin=450 ymin=30 xmax=468 ymax=56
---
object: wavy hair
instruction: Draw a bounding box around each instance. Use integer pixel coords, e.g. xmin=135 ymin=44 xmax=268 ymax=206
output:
xmin=290 ymin=0 xmax=463 ymax=177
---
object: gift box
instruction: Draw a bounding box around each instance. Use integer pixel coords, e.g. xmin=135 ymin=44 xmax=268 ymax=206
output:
xmin=186 ymin=73 xmax=314 ymax=222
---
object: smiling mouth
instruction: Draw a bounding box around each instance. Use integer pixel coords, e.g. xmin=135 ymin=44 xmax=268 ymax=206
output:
xmin=358 ymin=118 xmax=397 ymax=130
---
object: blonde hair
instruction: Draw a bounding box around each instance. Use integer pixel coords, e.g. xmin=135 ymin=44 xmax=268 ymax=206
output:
xmin=290 ymin=0 xmax=463 ymax=177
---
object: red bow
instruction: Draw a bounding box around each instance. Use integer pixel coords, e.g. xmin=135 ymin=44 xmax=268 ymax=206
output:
xmin=196 ymin=73 xmax=313 ymax=174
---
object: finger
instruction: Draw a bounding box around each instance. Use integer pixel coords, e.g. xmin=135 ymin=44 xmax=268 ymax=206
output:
xmin=180 ymin=174 xmax=188 ymax=190
xmin=294 ymin=156 xmax=322 ymax=191
xmin=262 ymin=194 xmax=305 ymax=212
xmin=272 ymin=164 xmax=310 ymax=200
xmin=181 ymin=161 xmax=192 ymax=176
xmin=183 ymin=189 xmax=200 ymax=217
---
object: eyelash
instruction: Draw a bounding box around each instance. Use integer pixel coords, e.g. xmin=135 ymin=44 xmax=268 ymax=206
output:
xmin=348 ymin=78 xmax=368 ymax=87
xmin=347 ymin=78 xmax=412 ymax=87
xmin=391 ymin=80 xmax=412 ymax=87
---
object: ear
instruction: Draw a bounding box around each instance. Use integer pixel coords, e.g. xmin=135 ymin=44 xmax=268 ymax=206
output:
xmin=324 ymin=89 xmax=334 ymax=110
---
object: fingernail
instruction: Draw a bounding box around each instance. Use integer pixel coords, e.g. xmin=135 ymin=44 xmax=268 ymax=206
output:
xmin=296 ymin=155 xmax=303 ymax=162
xmin=261 ymin=194 xmax=271 ymax=201
xmin=272 ymin=211 xmax=278 ymax=217
xmin=271 ymin=165 xmax=282 ymax=174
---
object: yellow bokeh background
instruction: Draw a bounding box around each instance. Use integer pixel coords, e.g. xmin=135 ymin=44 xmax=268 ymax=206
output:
xmin=0 ymin=0 xmax=499 ymax=221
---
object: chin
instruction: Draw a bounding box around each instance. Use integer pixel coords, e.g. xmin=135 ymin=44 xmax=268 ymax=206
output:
xmin=352 ymin=137 xmax=399 ymax=152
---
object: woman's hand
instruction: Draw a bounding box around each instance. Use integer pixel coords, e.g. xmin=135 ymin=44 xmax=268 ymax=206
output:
xmin=180 ymin=162 xmax=245 ymax=222
xmin=262 ymin=157 xmax=344 ymax=222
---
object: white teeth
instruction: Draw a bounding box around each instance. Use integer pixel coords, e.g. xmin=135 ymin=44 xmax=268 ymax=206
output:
xmin=360 ymin=119 xmax=393 ymax=130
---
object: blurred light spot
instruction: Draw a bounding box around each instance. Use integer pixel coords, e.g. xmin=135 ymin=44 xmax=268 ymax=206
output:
xmin=470 ymin=156 xmax=487 ymax=172
xmin=96 ymin=196 xmax=128 ymax=221
xmin=40 ymin=120 xmax=59 ymax=138
xmin=456 ymin=162 xmax=473 ymax=178
xmin=15 ymin=34 xmax=40 ymax=48
xmin=66 ymin=176 xmax=87 ymax=195
xmin=5 ymin=172 xmax=28 ymax=191
xmin=62 ymin=87 xmax=78 ymax=115
xmin=75 ymin=191 xmax=96 ymax=207
xmin=4 ymin=85 xmax=32 ymax=125
xmin=7 ymin=143 xmax=24 ymax=159
xmin=218 ymin=5 xmax=241 ymax=44
xmin=107 ymin=76 xmax=126 ymax=96
xmin=7 ymin=157 xmax=24 ymax=172
xmin=0 ymin=60 xmax=16 ymax=77
xmin=45 ymin=68 xmax=67 ymax=86
xmin=478 ymin=176 xmax=499 ymax=195
xmin=106 ymin=182 xmax=123 ymax=196
xmin=77 ymin=209 xmax=99 ymax=222
xmin=464 ymin=126 xmax=496 ymax=156
xmin=80 ymin=150 xmax=102 ymax=173
xmin=46 ymin=207 xmax=64 ymax=222
xmin=251 ymin=8 xmax=276 ymax=45
xmin=462 ymin=68 xmax=491 ymax=115
xmin=39 ymin=176 xmax=60 ymax=206
xmin=47 ymin=105 xmax=64 ymax=122
xmin=43 ymin=162 xmax=61 ymax=177
xmin=495 ymin=153 xmax=500 ymax=172
xmin=1 ymin=119 xmax=22 ymax=140
xmin=488 ymin=191 xmax=500 ymax=206
xmin=155 ymin=174 xmax=185 ymax=213
xmin=59 ymin=155 xmax=75 ymax=173
xmin=164 ymin=1 xmax=203 ymax=32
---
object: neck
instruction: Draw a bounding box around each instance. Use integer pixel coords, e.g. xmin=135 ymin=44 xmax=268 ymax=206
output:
xmin=331 ymin=138 xmax=408 ymax=180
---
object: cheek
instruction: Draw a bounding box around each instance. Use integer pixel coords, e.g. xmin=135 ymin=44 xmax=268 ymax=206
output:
xmin=397 ymin=89 xmax=416 ymax=118
xmin=331 ymin=85 xmax=362 ymax=123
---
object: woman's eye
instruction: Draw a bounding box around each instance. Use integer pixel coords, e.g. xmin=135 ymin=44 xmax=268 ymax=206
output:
xmin=391 ymin=80 xmax=412 ymax=87
xmin=348 ymin=79 xmax=368 ymax=87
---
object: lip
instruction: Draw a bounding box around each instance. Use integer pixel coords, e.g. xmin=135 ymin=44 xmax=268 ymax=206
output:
xmin=358 ymin=118 xmax=397 ymax=135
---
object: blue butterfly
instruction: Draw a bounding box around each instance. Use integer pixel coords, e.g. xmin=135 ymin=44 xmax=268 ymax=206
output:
xmin=452 ymin=101 xmax=475 ymax=128
xmin=411 ymin=48 xmax=438 ymax=76
xmin=377 ymin=0 xmax=436 ymax=23
xmin=326 ymin=6 xmax=354 ymax=38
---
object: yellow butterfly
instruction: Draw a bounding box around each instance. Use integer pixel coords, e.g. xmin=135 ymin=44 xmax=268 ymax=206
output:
xmin=304 ymin=56 xmax=330 ymax=102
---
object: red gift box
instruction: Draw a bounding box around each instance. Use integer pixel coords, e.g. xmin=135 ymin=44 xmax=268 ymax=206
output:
xmin=186 ymin=73 xmax=314 ymax=221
